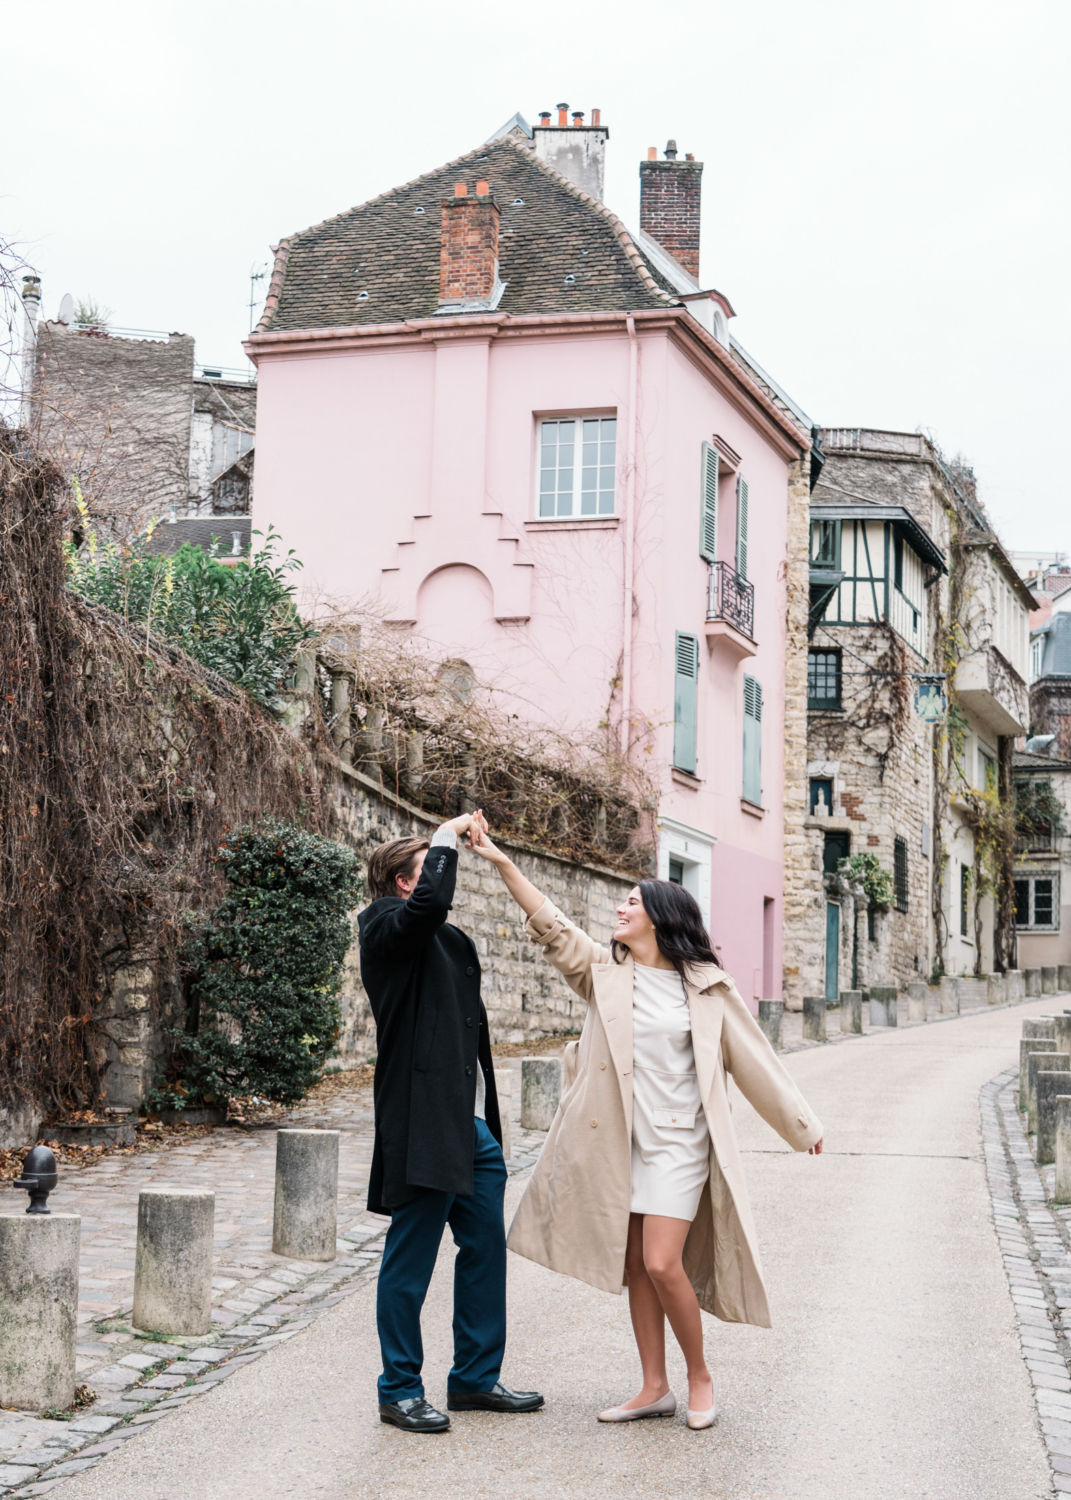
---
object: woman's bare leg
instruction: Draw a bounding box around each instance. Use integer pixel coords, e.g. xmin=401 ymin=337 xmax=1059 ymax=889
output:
xmin=617 ymin=1212 xmax=672 ymax=1409
xmin=641 ymin=1215 xmax=714 ymax=1412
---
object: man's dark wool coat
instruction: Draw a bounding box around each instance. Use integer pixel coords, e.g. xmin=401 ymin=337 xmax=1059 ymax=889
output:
xmin=359 ymin=845 xmax=502 ymax=1215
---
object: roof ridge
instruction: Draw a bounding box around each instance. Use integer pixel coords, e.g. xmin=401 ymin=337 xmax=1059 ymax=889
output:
xmin=498 ymin=139 xmax=675 ymax=306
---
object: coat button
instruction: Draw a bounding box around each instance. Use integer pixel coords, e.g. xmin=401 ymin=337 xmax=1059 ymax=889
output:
xmin=466 ymin=966 xmax=475 ymax=975
xmin=599 ymin=1060 xmax=607 ymax=1070
xmin=466 ymin=1017 xmax=473 ymax=1027
xmin=465 ymin=1066 xmax=472 ymax=1076
xmin=590 ymin=1118 xmax=598 ymax=1128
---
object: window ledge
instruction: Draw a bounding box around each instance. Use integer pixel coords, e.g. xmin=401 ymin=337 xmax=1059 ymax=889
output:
xmin=525 ymin=517 xmax=619 ymax=532
xmin=672 ymin=767 xmax=702 ymax=790
xmin=741 ymin=798 xmax=766 ymax=818
xmin=804 ymin=814 xmax=854 ymax=832
xmin=808 ymin=705 xmax=845 ymax=716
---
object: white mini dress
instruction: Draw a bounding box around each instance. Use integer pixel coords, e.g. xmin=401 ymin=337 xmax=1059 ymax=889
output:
xmin=630 ymin=963 xmax=711 ymax=1222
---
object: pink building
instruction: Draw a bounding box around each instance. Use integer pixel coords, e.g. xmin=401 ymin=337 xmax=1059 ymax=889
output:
xmin=247 ymin=110 xmax=810 ymax=1009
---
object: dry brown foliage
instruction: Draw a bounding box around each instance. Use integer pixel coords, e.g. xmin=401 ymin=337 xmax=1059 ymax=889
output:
xmin=314 ymin=606 xmax=656 ymax=874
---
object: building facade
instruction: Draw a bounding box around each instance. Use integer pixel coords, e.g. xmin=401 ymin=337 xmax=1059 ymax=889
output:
xmin=1013 ymin=746 xmax=1071 ymax=970
xmin=785 ymin=428 xmax=1031 ymax=1000
xmin=247 ymin=109 xmax=812 ymax=1009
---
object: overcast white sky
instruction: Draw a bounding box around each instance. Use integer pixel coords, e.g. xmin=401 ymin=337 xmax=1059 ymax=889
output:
xmin=6 ymin=0 xmax=1068 ymax=550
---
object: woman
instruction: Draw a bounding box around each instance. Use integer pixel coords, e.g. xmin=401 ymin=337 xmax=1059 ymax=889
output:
xmin=469 ymin=813 xmax=823 ymax=1430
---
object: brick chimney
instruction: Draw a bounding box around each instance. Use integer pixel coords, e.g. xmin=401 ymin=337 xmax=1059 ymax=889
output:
xmin=639 ymin=140 xmax=703 ymax=280
xmin=438 ymin=181 xmax=505 ymax=312
xmin=533 ymin=103 xmax=609 ymax=201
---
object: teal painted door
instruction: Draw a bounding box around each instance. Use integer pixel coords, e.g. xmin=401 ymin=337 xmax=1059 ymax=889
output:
xmin=825 ymin=902 xmax=840 ymax=1000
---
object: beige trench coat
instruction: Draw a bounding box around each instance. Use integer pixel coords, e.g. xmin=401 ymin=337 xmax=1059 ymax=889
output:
xmin=506 ymin=900 xmax=823 ymax=1326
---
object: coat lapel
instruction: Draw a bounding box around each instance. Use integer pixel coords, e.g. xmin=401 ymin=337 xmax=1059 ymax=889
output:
xmin=687 ymin=966 xmax=727 ymax=1111
xmin=591 ymin=959 xmax=634 ymax=1125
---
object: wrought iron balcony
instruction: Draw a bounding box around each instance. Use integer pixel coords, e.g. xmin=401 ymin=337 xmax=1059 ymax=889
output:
xmin=708 ymin=561 xmax=755 ymax=641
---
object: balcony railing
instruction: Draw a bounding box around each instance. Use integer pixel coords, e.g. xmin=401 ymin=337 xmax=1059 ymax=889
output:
xmin=708 ymin=560 xmax=755 ymax=640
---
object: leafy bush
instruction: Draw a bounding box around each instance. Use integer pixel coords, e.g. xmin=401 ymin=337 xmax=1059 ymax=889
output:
xmin=170 ymin=821 xmax=363 ymax=1107
xmin=838 ymin=851 xmax=894 ymax=909
xmin=66 ymin=493 xmax=316 ymax=712
xmin=1015 ymin=778 xmax=1067 ymax=844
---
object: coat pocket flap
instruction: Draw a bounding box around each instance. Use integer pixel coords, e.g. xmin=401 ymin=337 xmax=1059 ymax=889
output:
xmin=652 ymin=1109 xmax=696 ymax=1129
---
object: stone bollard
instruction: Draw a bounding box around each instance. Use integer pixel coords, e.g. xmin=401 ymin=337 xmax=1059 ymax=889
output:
xmin=1036 ymin=1071 xmax=1071 ymax=1164
xmin=986 ymin=973 xmax=1005 ymax=1007
xmin=495 ymin=1069 xmax=513 ymax=1162
xmin=1056 ymin=1098 xmax=1071 ymax=1203
xmin=1026 ymin=969 xmax=1042 ymax=998
xmin=869 ymin=985 xmax=898 ymax=1028
xmin=939 ymin=976 xmax=960 ymax=1015
xmin=1023 ymin=1017 xmax=1057 ymax=1039
xmin=1060 ymin=965 xmax=1071 ymax=995
xmin=840 ymin=990 xmax=863 ymax=1035
xmin=1006 ymin=971 xmax=1025 ymax=1003
xmin=758 ymin=1000 xmax=783 ymax=1050
xmin=133 ymin=1189 xmax=214 ymax=1337
xmin=906 ymin=982 xmax=927 ymax=1024
xmin=1028 ymin=1052 xmax=1070 ymax=1136
xmin=802 ymin=997 xmax=827 ymax=1043
xmin=273 ymin=1130 xmax=339 ymax=1262
xmin=1053 ymin=1015 xmax=1071 ymax=1056
xmin=0 ymin=1213 xmax=80 ymax=1410
xmin=1043 ymin=967 xmax=1058 ymax=996
xmin=1021 ymin=1037 xmax=1057 ymax=1108
xmin=521 ymin=1057 xmax=563 ymax=1131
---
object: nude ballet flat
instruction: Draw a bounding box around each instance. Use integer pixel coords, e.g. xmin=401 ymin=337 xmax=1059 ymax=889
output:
xmin=686 ymin=1377 xmax=719 ymax=1430
xmin=597 ymin=1391 xmax=677 ymax=1422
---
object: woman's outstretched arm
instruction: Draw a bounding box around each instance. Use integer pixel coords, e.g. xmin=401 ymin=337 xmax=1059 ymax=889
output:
xmin=469 ymin=812 xmax=546 ymax=917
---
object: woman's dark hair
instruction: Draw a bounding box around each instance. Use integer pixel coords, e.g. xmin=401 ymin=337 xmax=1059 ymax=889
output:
xmin=612 ymin=880 xmax=718 ymax=989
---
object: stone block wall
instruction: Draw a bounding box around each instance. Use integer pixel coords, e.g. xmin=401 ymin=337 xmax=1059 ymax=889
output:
xmin=327 ymin=766 xmax=634 ymax=1061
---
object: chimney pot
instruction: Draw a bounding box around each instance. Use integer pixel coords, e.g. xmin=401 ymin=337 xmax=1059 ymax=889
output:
xmin=539 ymin=111 xmax=551 ymax=125
xmin=475 ymin=179 xmax=490 ymax=195
xmin=647 ymin=147 xmax=657 ymax=161
xmin=572 ymin=111 xmax=584 ymax=126
xmin=665 ymin=139 xmax=678 ymax=159
xmin=685 ymin=153 xmax=694 ymax=161
xmin=556 ymin=103 xmax=569 ymax=126
xmin=591 ymin=108 xmax=601 ymax=127
xmin=453 ymin=182 xmax=467 ymax=197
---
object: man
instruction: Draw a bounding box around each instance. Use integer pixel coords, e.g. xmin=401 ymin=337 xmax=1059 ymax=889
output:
xmin=359 ymin=811 xmax=544 ymax=1434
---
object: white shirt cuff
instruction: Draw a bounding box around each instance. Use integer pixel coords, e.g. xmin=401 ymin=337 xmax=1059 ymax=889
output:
xmin=430 ymin=826 xmax=457 ymax=849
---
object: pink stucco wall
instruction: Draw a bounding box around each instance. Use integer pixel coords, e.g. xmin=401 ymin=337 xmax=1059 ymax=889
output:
xmin=252 ymin=319 xmax=793 ymax=1007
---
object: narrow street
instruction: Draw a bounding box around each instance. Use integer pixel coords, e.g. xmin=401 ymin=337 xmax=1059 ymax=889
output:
xmin=51 ymin=998 xmax=1056 ymax=1500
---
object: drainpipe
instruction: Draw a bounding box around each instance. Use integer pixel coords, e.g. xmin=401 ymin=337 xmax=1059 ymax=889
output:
xmin=619 ymin=314 xmax=638 ymax=754
xmin=19 ymin=277 xmax=41 ymax=429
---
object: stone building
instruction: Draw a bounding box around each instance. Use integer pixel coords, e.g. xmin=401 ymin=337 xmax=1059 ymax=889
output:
xmin=1012 ymin=745 xmax=1071 ymax=969
xmin=23 ymin=284 xmax=254 ymax=554
xmin=783 ymin=428 xmax=1031 ymax=1001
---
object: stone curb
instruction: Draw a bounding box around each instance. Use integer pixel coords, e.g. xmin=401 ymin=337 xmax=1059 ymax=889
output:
xmin=0 ymin=1238 xmax=389 ymax=1497
xmin=982 ymin=1064 xmax=1071 ymax=1495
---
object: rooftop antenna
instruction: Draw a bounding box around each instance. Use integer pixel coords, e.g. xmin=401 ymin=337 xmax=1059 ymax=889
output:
xmin=248 ymin=264 xmax=267 ymax=334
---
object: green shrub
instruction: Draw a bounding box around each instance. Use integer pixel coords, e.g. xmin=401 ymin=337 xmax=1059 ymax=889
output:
xmin=66 ymin=494 xmax=316 ymax=713
xmin=171 ymin=820 xmax=363 ymax=1106
xmin=838 ymin=851 xmax=895 ymax=909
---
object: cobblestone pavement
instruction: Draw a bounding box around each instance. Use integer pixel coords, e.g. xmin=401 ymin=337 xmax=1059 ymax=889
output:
xmin=42 ymin=995 xmax=1061 ymax=1500
xmin=0 ymin=1060 xmax=545 ymax=1497
xmin=982 ymin=1054 xmax=1071 ymax=1495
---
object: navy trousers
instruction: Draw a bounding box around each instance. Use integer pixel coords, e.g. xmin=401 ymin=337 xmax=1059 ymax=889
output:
xmin=376 ymin=1118 xmax=507 ymax=1403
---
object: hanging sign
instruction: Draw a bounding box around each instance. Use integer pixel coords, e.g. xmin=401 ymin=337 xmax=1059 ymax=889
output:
xmin=913 ymin=677 xmax=947 ymax=724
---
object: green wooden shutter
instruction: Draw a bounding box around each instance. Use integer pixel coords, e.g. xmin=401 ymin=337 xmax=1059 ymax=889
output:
xmin=699 ymin=442 xmax=718 ymax=563
xmin=673 ymin=632 xmax=700 ymax=774
xmin=742 ymin=673 xmax=762 ymax=804
xmin=735 ymin=476 xmax=749 ymax=580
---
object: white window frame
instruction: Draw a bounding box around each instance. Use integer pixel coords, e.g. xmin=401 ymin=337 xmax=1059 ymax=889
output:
xmin=657 ymin=816 xmax=717 ymax=932
xmin=1015 ymin=871 xmax=1060 ymax=932
xmin=534 ymin=412 xmax=617 ymax=521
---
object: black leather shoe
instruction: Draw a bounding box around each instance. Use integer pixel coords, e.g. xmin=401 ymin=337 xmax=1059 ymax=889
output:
xmin=379 ymin=1397 xmax=450 ymax=1432
xmin=447 ymin=1382 xmax=545 ymax=1413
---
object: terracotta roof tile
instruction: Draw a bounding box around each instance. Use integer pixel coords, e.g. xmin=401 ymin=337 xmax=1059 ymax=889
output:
xmin=260 ymin=139 xmax=674 ymax=333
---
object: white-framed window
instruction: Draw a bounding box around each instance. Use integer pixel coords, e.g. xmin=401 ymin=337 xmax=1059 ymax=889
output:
xmin=537 ymin=416 xmax=616 ymax=518
xmin=1015 ymin=872 xmax=1060 ymax=931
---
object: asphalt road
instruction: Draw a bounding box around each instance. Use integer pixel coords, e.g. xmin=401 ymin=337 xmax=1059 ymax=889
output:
xmin=62 ymin=1000 xmax=1053 ymax=1500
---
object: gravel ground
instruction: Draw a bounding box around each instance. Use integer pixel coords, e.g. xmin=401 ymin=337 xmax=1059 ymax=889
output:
xmin=45 ymin=999 xmax=1059 ymax=1499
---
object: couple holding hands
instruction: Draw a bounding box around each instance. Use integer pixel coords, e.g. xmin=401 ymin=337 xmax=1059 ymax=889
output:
xmin=358 ymin=809 xmax=823 ymax=1435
